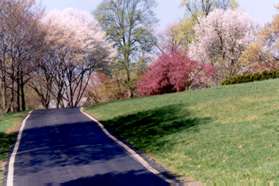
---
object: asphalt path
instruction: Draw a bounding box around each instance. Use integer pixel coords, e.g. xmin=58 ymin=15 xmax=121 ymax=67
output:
xmin=8 ymin=108 xmax=170 ymax=186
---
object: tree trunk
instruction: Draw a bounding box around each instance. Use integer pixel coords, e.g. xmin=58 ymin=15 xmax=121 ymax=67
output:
xmin=124 ymin=53 xmax=134 ymax=98
xmin=3 ymin=73 xmax=7 ymax=110
xmin=56 ymin=94 xmax=61 ymax=109
xmin=0 ymin=79 xmax=3 ymax=110
xmin=126 ymin=69 xmax=134 ymax=98
xmin=44 ymin=99 xmax=50 ymax=109
xmin=56 ymin=87 xmax=64 ymax=109
xmin=20 ymin=71 xmax=26 ymax=111
xmin=0 ymin=56 xmax=7 ymax=111
xmin=10 ymin=75 xmax=15 ymax=113
xmin=16 ymin=72 xmax=21 ymax=112
xmin=68 ymin=71 xmax=74 ymax=108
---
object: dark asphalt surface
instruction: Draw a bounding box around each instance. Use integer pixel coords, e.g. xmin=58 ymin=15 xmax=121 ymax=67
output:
xmin=11 ymin=108 xmax=170 ymax=186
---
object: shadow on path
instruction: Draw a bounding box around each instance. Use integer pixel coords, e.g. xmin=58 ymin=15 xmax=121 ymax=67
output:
xmin=62 ymin=170 xmax=168 ymax=186
xmin=15 ymin=120 xmax=128 ymax=176
xmin=11 ymin=108 xmax=171 ymax=186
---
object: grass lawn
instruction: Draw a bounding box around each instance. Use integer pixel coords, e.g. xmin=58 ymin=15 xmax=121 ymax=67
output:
xmin=0 ymin=112 xmax=27 ymax=186
xmin=86 ymin=79 xmax=279 ymax=184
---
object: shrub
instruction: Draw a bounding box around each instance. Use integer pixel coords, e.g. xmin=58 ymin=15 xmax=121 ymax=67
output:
xmin=137 ymin=50 xmax=215 ymax=96
xmin=87 ymin=72 xmax=128 ymax=104
xmin=222 ymin=70 xmax=279 ymax=85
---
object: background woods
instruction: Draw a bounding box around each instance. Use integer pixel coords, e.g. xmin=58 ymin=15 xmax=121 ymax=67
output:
xmin=1 ymin=0 xmax=279 ymax=112
xmin=0 ymin=0 xmax=114 ymax=111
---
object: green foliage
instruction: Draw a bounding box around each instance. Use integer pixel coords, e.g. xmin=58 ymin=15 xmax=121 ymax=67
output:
xmin=94 ymin=0 xmax=157 ymax=97
xmin=170 ymin=17 xmax=195 ymax=50
xmin=222 ymin=70 xmax=279 ymax=85
xmin=86 ymin=79 xmax=279 ymax=183
xmin=181 ymin=0 xmax=238 ymax=19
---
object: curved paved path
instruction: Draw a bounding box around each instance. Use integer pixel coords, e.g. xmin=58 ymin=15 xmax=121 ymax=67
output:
xmin=8 ymin=108 xmax=170 ymax=186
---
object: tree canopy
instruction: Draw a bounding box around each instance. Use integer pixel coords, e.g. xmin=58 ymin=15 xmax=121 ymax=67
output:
xmin=95 ymin=0 xmax=157 ymax=97
xmin=189 ymin=9 xmax=255 ymax=80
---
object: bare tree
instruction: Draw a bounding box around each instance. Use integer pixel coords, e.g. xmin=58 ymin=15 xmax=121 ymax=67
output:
xmin=0 ymin=0 xmax=45 ymax=112
xmin=182 ymin=0 xmax=238 ymax=21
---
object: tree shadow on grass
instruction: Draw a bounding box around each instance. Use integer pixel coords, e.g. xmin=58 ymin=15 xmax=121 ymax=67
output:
xmin=0 ymin=132 xmax=17 ymax=162
xmin=102 ymin=104 xmax=213 ymax=152
xmin=0 ymin=132 xmax=18 ymax=185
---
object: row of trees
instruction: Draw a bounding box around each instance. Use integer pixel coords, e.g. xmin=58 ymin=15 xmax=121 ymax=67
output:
xmin=132 ymin=0 xmax=279 ymax=97
xmin=2 ymin=0 xmax=279 ymax=111
xmin=0 ymin=0 xmax=113 ymax=112
xmin=136 ymin=0 xmax=279 ymax=96
xmin=91 ymin=0 xmax=233 ymax=99
xmin=0 ymin=0 xmax=44 ymax=112
xmin=34 ymin=9 xmax=113 ymax=109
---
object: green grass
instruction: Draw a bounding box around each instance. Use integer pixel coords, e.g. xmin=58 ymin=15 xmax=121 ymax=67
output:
xmin=0 ymin=112 xmax=27 ymax=186
xmin=86 ymin=79 xmax=279 ymax=184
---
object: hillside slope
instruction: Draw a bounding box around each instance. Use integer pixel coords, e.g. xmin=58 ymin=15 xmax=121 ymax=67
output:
xmin=86 ymin=79 xmax=279 ymax=183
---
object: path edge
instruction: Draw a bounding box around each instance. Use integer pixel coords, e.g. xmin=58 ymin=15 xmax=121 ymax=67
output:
xmin=80 ymin=108 xmax=180 ymax=186
xmin=5 ymin=111 xmax=32 ymax=186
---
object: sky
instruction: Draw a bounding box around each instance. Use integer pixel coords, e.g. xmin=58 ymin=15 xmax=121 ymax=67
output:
xmin=38 ymin=0 xmax=278 ymax=31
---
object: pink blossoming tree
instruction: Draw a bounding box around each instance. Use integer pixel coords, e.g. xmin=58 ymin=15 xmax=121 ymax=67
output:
xmin=137 ymin=50 xmax=214 ymax=96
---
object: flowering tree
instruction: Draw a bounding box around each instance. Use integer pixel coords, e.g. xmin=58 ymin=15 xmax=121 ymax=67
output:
xmin=189 ymin=9 xmax=255 ymax=80
xmin=137 ymin=50 xmax=214 ymax=96
xmin=256 ymin=6 xmax=279 ymax=64
xmin=31 ymin=8 xmax=114 ymax=108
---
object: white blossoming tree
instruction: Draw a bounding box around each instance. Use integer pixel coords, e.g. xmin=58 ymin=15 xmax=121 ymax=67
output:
xmin=31 ymin=8 xmax=115 ymax=108
xmin=189 ymin=9 xmax=255 ymax=80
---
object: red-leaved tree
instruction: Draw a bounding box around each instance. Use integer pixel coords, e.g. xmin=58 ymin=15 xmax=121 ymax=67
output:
xmin=137 ymin=50 xmax=215 ymax=96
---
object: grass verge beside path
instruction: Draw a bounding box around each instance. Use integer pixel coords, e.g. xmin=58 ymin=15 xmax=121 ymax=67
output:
xmin=0 ymin=112 xmax=28 ymax=186
xmin=86 ymin=79 xmax=279 ymax=184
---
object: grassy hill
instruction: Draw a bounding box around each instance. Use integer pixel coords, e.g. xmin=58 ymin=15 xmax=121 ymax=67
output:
xmin=86 ymin=79 xmax=279 ymax=184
